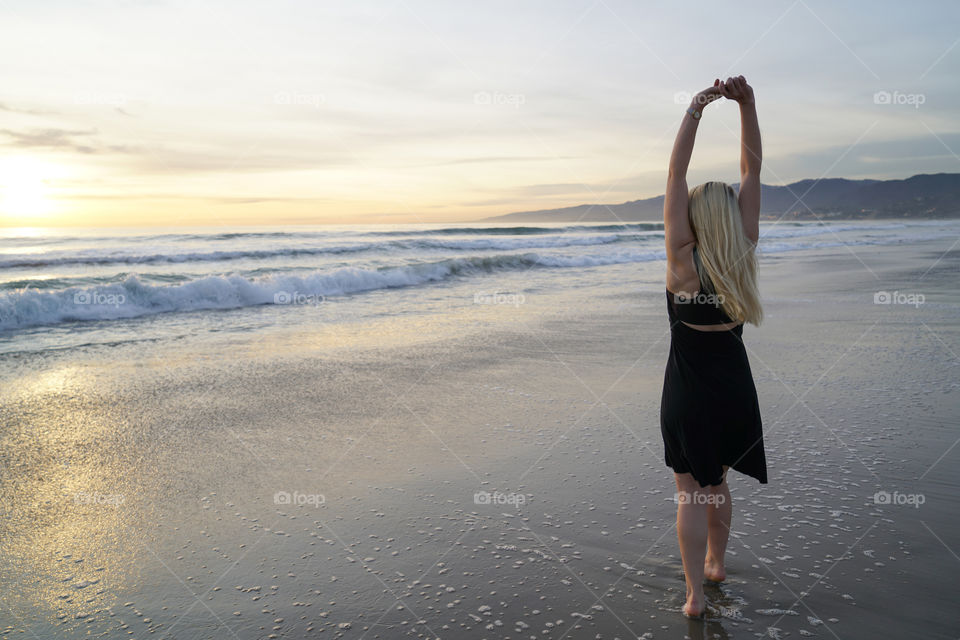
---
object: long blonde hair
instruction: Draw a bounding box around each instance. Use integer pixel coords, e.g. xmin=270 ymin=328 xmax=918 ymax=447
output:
xmin=687 ymin=181 xmax=763 ymax=326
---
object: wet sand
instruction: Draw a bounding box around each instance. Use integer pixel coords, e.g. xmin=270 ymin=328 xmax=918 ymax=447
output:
xmin=2 ymin=235 xmax=959 ymax=639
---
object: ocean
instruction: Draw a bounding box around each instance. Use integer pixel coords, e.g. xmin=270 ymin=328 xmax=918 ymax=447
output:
xmin=1 ymin=219 xmax=956 ymax=358
xmin=1 ymin=218 xmax=959 ymax=638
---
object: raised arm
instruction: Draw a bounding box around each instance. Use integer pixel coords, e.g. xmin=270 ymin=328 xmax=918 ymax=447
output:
xmin=664 ymin=81 xmax=722 ymax=286
xmin=720 ymin=76 xmax=761 ymax=243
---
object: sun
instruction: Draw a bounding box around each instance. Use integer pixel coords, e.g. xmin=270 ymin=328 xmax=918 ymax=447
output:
xmin=0 ymin=156 xmax=59 ymax=220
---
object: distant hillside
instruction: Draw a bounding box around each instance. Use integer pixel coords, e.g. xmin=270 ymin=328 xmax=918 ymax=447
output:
xmin=479 ymin=173 xmax=960 ymax=222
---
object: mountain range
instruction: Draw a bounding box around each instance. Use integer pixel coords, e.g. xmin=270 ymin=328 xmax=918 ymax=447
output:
xmin=479 ymin=173 xmax=960 ymax=223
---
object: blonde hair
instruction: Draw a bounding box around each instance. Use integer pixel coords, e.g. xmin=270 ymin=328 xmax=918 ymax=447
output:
xmin=687 ymin=181 xmax=763 ymax=326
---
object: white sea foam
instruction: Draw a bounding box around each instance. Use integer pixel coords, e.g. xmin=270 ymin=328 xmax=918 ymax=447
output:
xmin=0 ymin=250 xmax=665 ymax=331
xmin=0 ymin=220 xmax=953 ymax=333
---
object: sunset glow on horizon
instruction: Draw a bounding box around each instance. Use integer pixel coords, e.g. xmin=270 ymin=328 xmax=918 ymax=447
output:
xmin=1 ymin=0 xmax=958 ymax=228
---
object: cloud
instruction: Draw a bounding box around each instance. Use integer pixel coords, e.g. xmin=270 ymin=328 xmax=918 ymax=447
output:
xmin=457 ymin=197 xmax=525 ymax=207
xmin=0 ymin=123 xmax=357 ymax=173
xmin=58 ymin=192 xmax=337 ymax=205
xmin=0 ymin=102 xmax=57 ymax=116
xmin=0 ymin=127 xmax=99 ymax=153
xmin=426 ymin=155 xmax=579 ymax=167
xmin=758 ymin=133 xmax=960 ymax=183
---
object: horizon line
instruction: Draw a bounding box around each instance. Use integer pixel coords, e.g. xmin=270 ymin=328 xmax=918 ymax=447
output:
xmin=1 ymin=171 xmax=953 ymax=229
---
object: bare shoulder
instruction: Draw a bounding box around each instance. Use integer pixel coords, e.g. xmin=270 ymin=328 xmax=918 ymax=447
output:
xmin=665 ymin=243 xmax=700 ymax=294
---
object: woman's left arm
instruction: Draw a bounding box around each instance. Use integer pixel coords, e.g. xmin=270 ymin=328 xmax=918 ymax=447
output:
xmin=719 ymin=76 xmax=761 ymax=243
xmin=665 ymin=81 xmax=723 ymax=270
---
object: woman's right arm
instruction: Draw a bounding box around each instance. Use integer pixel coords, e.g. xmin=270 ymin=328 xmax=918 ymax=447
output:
xmin=720 ymin=76 xmax=761 ymax=243
xmin=664 ymin=81 xmax=722 ymax=288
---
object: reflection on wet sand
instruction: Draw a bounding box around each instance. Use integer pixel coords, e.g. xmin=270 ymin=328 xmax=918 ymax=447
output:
xmin=2 ymin=365 xmax=152 ymax=624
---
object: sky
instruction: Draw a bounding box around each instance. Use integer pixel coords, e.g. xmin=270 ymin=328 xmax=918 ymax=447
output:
xmin=0 ymin=0 xmax=958 ymax=227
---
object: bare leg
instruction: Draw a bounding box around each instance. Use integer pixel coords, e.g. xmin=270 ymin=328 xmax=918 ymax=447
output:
xmin=705 ymin=465 xmax=731 ymax=582
xmin=675 ymin=472 xmax=709 ymax=617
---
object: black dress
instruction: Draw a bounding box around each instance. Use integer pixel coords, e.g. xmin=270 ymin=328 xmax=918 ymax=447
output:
xmin=659 ymin=286 xmax=768 ymax=487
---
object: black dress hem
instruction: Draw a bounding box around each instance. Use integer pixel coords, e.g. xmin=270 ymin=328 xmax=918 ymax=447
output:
xmin=659 ymin=288 xmax=769 ymax=489
xmin=663 ymin=460 xmax=769 ymax=488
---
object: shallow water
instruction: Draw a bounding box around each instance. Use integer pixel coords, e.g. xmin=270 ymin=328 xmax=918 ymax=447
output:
xmin=2 ymin=230 xmax=959 ymax=638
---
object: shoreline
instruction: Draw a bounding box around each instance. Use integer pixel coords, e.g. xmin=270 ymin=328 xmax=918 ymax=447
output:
xmin=2 ymin=237 xmax=959 ymax=638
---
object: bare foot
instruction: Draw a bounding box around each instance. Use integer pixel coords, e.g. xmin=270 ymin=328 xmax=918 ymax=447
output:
xmin=704 ymin=557 xmax=726 ymax=583
xmin=682 ymin=595 xmax=705 ymax=618
xmin=683 ymin=587 xmax=705 ymax=618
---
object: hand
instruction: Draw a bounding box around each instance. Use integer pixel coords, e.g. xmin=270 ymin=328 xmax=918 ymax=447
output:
xmin=718 ymin=75 xmax=755 ymax=105
xmin=691 ymin=80 xmax=724 ymax=108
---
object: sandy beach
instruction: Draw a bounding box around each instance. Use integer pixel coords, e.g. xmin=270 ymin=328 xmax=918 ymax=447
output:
xmin=2 ymin=230 xmax=959 ymax=639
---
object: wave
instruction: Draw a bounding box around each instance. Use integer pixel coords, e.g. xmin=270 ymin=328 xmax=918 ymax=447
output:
xmin=0 ymin=222 xmax=665 ymax=247
xmin=2 ymin=219 xmax=948 ymax=254
xmin=5 ymin=220 xmax=919 ymax=269
xmin=757 ymin=231 xmax=948 ymax=255
xmin=0 ymin=233 xmax=655 ymax=269
xmin=360 ymin=223 xmax=664 ymax=236
xmin=0 ymin=249 xmax=664 ymax=332
xmin=1 ymin=222 xmax=949 ymax=332
xmin=760 ymin=222 xmax=909 ymax=240
xmin=0 ymin=245 xmax=372 ymax=269
xmin=174 ymin=223 xmax=664 ymax=240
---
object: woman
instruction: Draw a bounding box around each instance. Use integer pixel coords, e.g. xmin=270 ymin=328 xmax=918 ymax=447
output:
xmin=659 ymin=75 xmax=768 ymax=618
